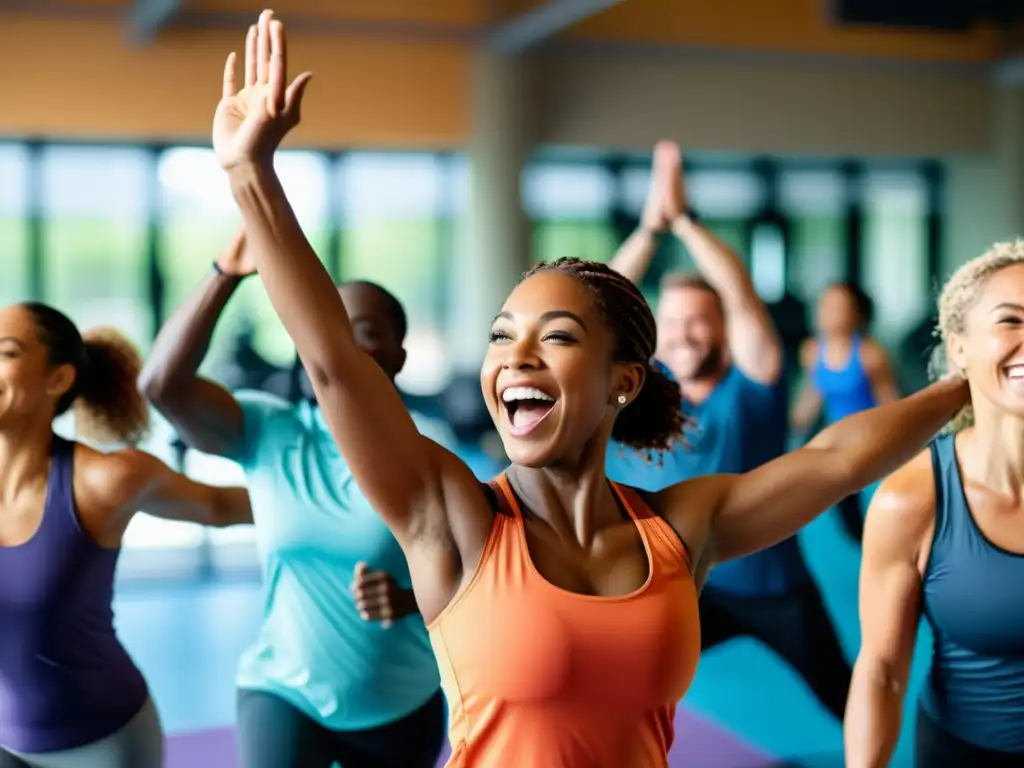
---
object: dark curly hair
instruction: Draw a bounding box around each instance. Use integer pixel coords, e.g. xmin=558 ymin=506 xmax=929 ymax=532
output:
xmin=520 ymin=258 xmax=686 ymax=453
xmin=22 ymin=303 xmax=149 ymax=446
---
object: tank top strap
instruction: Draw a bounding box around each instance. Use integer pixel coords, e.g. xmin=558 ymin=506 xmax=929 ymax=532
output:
xmin=850 ymin=332 xmax=863 ymax=356
xmin=492 ymin=473 xmax=523 ymax=519
xmin=609 ymin=482 xmax=692 ymax=575
xmin=36 ymin=435 xmax=78 ymax=539
xmin=928 ymin=433 xmax=961 ymax=554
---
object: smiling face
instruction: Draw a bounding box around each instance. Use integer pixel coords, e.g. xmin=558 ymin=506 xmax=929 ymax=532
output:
xmin=817 ymin=284 xmax=861 ymax=336
xmin=296 ymin=282 xmax=407 ymax=401
xmin=655 ymin=284 xmax=726 ymax=382
xmin=946 ymin=263 xmax=1024 ymax=420
xmin=0 ymin=304 xmax=76 ymax=432
xmin=480 ymin=270 xmax=643 ymax=468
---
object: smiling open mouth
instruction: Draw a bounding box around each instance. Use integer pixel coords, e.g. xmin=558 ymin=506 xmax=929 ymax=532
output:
xmin=501 ymin=386 xmax=557 ymax=436
xmin=1006 ymin=364 xmax=1024 ymax=382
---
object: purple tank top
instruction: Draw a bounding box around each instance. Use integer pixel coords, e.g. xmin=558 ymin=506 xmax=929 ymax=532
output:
xmin=0 ymin=436 xmax=147 ymax=753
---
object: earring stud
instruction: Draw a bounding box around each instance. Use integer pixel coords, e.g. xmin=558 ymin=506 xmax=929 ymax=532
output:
xmin=617 ymin=395 xmax=627 ymax=405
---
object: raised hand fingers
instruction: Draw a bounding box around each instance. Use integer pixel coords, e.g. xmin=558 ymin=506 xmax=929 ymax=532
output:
xmin=284 ymin=71 xmax=313 ymax=119
xmin=652 ymin=141 xmax=678 ymax=188
xmin=245 ymin=24 xmax=258 ymax=89
xmin=268 ymin=18 xmax=287 ymax=117
xmin=222 ymin=52 xmax=237 ymax=98
xmin=256 ymin=10 xmax=272 ymax=85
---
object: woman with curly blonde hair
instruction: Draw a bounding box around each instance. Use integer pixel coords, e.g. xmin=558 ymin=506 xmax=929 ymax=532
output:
xmin=0 ymin=302 xmax=252 ymax=768
xmin=846 ymin=239 xmax=1024 ymax=767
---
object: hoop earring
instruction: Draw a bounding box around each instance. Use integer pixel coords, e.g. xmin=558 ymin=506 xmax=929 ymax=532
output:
xmin=617 ymin=395 xmax=627 ymax=405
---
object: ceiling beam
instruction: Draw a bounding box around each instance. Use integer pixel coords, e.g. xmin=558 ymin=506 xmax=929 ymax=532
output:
xmin=488 ymin=0 xmax=624 ymax=55
xmin=129 ymin=0 xmax=184 ymax=45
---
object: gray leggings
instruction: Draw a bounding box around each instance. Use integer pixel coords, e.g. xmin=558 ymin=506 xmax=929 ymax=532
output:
xmin=0 ymin=698 xmax=163 ymax=768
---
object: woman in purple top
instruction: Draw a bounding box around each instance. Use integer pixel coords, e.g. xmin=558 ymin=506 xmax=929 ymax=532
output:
xmin=0 ymin=302 xmax=252 ymax=768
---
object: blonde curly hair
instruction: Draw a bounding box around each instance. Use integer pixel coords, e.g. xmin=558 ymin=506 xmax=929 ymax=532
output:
xmin=932 ymin=238 xmax=1024 ymax=432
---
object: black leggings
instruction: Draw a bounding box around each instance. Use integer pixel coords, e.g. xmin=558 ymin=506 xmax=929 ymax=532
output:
xmin=836 ymin=493 xmax=863 ymax=543
xmin=236 ymin=689 xmax=446 ymax=768
xmin=915 ymin=706 xmax=1022 ymax=767
xmin=700 ymin=578 xmax=851 ymax=721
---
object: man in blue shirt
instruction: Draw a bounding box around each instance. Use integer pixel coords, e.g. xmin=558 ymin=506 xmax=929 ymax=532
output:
xmin=606 ymin=142 xmax=851 ymax=722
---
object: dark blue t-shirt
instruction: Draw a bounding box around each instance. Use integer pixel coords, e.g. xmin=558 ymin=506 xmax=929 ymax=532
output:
xmin=606 ymin=365 xmax=809 ymax=596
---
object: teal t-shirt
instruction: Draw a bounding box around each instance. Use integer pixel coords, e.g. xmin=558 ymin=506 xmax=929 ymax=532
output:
xmin=229 ymin=390 xmax=446 ymax=730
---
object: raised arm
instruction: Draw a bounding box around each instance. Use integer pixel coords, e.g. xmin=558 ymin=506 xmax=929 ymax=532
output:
xmin=661 ymin=376 xmax=965 ymax=566
xmin=665 ymin=148 xmax=781 ymax=385
xmin=861 ymin=337 xmax=900 ymax=404
xmin=608 ymin=141 xmax=673 ymax=283
xmin=79 ymin=448 xmax=252 ymax=543
xmin=211 ymin=13 xmax=488 ymax=557
xmin=138 ymin=231 xmax=251 ymax=457
xmin=845 ymin=456 xmax=933 ymax=768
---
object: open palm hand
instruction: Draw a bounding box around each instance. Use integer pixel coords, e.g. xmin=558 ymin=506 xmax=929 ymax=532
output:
xmin=212 ymin=10 xmax=312 ymax=171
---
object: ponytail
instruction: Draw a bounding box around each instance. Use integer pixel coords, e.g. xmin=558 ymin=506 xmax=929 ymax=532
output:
xmin=75 ymin=327 xmax=149 ymax=446
xmin=21 ymin=303 xmax=149 ymax=447
xmin=612 ymin=362 xmax=686 ymax=454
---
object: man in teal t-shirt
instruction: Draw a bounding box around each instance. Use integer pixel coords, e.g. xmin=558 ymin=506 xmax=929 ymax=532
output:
xmin=140 ymin=230 xmax=447 ymax=768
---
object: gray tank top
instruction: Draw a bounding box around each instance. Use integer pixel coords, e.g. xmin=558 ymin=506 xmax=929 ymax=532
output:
xmin=920 ymin=433 xmax=1024 ymax=752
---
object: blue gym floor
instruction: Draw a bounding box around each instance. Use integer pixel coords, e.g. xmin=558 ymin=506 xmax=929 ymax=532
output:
xmin=114 ymin=499 xmax=926 ymax=767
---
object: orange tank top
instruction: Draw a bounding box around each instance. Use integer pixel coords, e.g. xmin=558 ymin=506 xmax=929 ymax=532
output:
xmin=427 ymin=474 xmax=701 ymax=768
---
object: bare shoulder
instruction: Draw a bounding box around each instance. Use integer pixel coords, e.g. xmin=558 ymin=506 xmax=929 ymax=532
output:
xmin=417 ymin=437 xmax=496 ymax=558
xmin=74 ymin=445 xmax=163 ymax=515
xmin=645 ymin=474 xmax=731 ymax=563
xmin=799 ymin=337 xmax=819 ymax=368
xmin=864 ymin=448 xmax=936 ymax=560
xmin=859 ymin=336 xmax=890 ymax=368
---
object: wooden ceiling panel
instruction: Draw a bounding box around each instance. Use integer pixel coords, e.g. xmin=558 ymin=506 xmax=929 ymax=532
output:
xmin=190 ymin=0 xmax=486 ymax=27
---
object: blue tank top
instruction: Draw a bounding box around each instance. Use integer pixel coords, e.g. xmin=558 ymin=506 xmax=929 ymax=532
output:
xmin=0 ymin=436 xmax=147 ymax=753
xmin=920 ymin=434 xmax=1024 ymax=753
xmin=810 ymin=335 xmax=877 ymax=423
xmin=230 ymin=392 xmax=443 ymax=731
xmin=606 ymin=365 xmax=809 ymax=596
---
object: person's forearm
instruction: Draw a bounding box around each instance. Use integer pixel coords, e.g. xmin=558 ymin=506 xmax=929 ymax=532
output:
xmin=670 ymin=215 xmax=755 ymax=306
xmin=227 ymin=162 xmax=360 ymax=379
xmin=845 ymin=665 xmax=904 ymax=768
xmin=810 ymin=376 xmax=967 ymax=487
xmin=608 ymin=227 xmax=659 ymax=285
xmin=139 ymin=269 xmax=242 ymax=398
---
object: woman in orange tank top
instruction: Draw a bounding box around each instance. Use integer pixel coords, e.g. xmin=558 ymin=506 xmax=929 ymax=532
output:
xmin=209 ymin=13 xmax=970 ymax=765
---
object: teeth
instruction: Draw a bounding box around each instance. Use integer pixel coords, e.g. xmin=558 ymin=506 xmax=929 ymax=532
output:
xmin=1009 ymin=366 xmax=1024 ymax=379
xmin=502 ymin=386 xmax=555 ymax=403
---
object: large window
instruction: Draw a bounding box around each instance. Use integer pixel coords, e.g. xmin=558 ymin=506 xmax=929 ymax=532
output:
xmin=157 ymin=148 xmax=333 ymax=372
xmin=336 ymin=152 xmax=450 ymax=395
xmin=780 ymin=169 xmax=847 ymax=305
xmin=862 ymin=170 xmax=929 ymax=349
xmin=0 ymin=144 xmax=30 ymax=306
xmin=525 ymin=162 xmax=619 ymax=264
xmin=40 ymin=146 xmax=152 ymax=349
xmin=4 ymin=139 xmax=942 ymax=583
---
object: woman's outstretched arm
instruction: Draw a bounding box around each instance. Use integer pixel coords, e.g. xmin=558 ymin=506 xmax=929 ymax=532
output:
xmin=660 ymin=376 xmax=965 ymax=564
xmin=212 ymin=12 xmax=489 ymax=559
xmin=845 ymin=454 xmax=933 ymax=768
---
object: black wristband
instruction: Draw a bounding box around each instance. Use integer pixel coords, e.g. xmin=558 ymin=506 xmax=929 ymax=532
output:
xmin=683 ymin=208 xmax=701 ymax=223
xmin=213 ymin=262 xmax=250 ymax=279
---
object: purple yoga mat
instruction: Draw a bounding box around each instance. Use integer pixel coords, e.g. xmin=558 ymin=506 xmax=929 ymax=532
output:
xmin=166 ymin=707 xmax=774 ymax=767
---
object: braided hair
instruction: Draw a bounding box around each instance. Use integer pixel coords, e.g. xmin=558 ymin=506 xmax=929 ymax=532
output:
xmin=520 ymin=258 xmax=686 ymax=453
